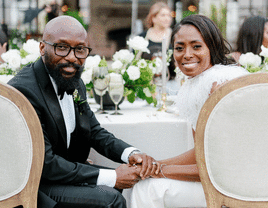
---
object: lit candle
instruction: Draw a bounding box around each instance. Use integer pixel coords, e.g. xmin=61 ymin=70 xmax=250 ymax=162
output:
xmin=162 ymin=36 xmax=167 ymax=94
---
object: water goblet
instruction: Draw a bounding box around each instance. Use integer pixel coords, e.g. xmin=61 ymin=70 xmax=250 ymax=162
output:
xmin=108 ymin=73 xmax=124 ymax=115
xmin=93 ymin=66 xmax=109 ymax=114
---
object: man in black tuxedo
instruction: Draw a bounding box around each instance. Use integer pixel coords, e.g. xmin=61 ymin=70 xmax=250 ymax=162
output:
xmin=8 ymin=16 xmax=159 ymax=208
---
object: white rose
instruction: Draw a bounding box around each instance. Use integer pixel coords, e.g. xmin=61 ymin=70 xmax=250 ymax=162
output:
xmin=21 ymin=53 xmax=40 ymax=65
xmin=239 ymin=52 xmax=261 ymax=68
xmin=127 ymin=65 xmax=140 ymax=80
xmin=111 ymin=60 xmax=123 ymax=70
xmin=0 ymin=75 xmax=14 ymax=83
xmin=260 ymin=45 xmax=268 ymax=58
xmin=137 ymin=59 xmax=147 ymax=68
xmin=7 ymin=53 xmax=22 ymax=70
xmin=127 ymin=36 xmax=150 ymax=53
xmin=81 ymin=69 xmax=93 ymax=84
xmin=149 ymin=63 xmax=156 ymax=74
xmin=109 ymin=72 xmax=123 ymax=82
xmin=121 ymin=69 xmax=126 ymax=75
xmin=22 ymin=39 xmax=40 ymax=55
xmin=143 ymin=87 xmax=152 ymax=97
xmin=113 ymin=49 xmax=134 ymax=64
xmin=1 ymin=49 xmax=20 ymax=63
xmin=84 ymin=55 xmax=101 ymax=70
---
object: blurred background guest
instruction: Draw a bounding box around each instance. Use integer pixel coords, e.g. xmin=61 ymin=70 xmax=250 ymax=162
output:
xmin=139 ymin=2 xmax=179 ymax=96
xmin=230 ymin=15 xmax=268 ymax=63
xmin=45 ymin=0 xmax=61 ymax=22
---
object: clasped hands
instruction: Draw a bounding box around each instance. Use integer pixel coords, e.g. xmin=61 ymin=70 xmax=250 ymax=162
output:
xmin=114 ymin=153 xmax=161 ymax=189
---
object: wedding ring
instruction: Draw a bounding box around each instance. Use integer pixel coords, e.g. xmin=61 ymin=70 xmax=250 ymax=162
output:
xmin=152 ymin=162 xmax=157 ymax=165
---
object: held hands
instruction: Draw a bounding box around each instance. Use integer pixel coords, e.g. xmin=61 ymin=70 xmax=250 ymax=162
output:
xmin=114 ymin=153 xmax=163 ymax=190
xmin=114 ymin=164 xmax=141 ymax=189
xmin=128 ymin=153 xmax=161 ymax=180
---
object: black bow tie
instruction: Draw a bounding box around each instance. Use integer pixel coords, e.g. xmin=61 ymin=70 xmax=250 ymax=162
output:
xmin=58 ymin=88 xmax=75 ymax=100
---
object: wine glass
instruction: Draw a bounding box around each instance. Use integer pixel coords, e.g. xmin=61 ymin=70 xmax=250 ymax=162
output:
xmin=108 ymin=73 xmax=124 ymax=115
xmin=92 ymin=67 xmax=109 ymax=114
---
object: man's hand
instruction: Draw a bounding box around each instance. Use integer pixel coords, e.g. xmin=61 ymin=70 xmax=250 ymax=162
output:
xmin=114 ymin=164 xmax=141 ymax=189
xmin=129 ymin=153 xmax=160 ymax=180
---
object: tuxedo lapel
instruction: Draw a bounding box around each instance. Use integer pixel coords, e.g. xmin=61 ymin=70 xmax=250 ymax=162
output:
xmin=33 ymin=59 xmax=67 ymax=145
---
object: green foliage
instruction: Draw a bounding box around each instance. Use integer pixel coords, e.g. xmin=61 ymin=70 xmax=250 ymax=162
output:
xmin=182 ymin=10 xmax=197 ymax=19
xmin=85 ymin=82 xmax=94 ymax=91
xmin=210 ymin=4 xmax=227 ymax=38
xmin=9 ymin=29 xmax=27 ymax=50
xmin=99 ymin=57 xmax=108 ymax=67
xmin=64 ymin=10 xmax=88 ymax=30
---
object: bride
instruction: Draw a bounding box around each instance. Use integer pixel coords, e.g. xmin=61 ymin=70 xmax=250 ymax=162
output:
xmin=129 ymin=14 xmax=249 ymax=208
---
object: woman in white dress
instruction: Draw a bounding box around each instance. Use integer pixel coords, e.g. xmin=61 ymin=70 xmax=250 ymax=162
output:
xmin=129 ymin=14 xmax=249 ymax=208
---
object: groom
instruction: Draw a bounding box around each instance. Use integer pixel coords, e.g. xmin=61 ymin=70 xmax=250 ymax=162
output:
xmin=8 ymin=16 xmax=158 ymax=208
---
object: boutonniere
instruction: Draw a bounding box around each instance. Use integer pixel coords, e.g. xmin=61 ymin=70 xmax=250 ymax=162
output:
xmin=73 ymin=89 xmax=86 ymax=115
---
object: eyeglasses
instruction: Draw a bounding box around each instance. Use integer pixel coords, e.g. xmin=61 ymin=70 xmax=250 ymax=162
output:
xmin=43 ymin=40 xmax=92 ymax=59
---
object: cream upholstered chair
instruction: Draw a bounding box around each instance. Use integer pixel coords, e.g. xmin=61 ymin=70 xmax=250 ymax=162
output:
xmin=195 ymin=73 xmax=268 ymax=208
xmin=0 ymin=82 xmax=44 ymax=207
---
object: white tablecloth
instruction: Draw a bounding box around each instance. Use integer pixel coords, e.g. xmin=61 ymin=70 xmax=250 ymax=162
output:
xmin=88 ymin=98 xmax=194 ymax=168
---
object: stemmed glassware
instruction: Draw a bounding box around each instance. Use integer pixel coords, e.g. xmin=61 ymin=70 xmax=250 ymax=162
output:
xmin=92 ymin=66 xmax=110 ymax=114
xmin=108 ymin=73 xmax=124 ymax=115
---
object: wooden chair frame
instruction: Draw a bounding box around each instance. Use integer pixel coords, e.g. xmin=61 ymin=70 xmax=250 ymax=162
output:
xmin=0 ymin=82 xmax=44 ymax=208
xmin=195 ymin=73 xmax=268 ymax=208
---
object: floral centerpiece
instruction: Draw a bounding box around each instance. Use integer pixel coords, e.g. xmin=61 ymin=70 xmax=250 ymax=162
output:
xmin=82 ymin=36 xmax=165 ymax=106
xmin=0 ymin=39 xmax=40 ymax=83
xmin=239 ymin=45 xmax=268 ymax=73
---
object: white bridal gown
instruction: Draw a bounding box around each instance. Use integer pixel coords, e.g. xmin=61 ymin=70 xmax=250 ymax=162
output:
xmin=129 ymin=64 xmax=249 ymax=208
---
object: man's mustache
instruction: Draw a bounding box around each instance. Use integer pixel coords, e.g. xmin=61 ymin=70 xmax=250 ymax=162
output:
xmin=56 ymin=63 xmax=83 ymax=74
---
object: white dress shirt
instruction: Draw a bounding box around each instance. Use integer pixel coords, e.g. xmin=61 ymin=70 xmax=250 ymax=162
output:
xmin=49 ymin=76 xmax=138 ymax=187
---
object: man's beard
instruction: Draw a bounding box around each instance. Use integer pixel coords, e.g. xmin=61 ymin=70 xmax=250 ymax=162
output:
xmin=44 ymin=53 xmax=83 ymax=93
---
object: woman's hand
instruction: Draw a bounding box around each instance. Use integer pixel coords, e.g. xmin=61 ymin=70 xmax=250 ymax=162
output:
xmin=129 ymin=153 xmax=160 ymax=180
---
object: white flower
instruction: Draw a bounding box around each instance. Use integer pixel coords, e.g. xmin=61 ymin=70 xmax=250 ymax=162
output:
xmin=84 ymin=55 xmax=101 ymax=70
xmin=127 ymin=36 xmax=150 ymax=53
xmin=0 ymin=63 xmax=8 ymax=71
xmin=137 ymin=59 xmax=147 ymax=68
xmin=260 ymin=45 xmax=268 ymax=58
xmin=0 ymin=74 xmax=14 ymax=83
xmin=239 ymin=52 xmax=262 ymax=68
xmin=111 ymin=60 xmax=123 ymax=70
xmin=2 ymin=50 xmax=22 ymax=70
xmin=109 ymin=72 xmax=123 ymax=82
xmin=81 ymin=69 xmax=93 ymax=84
xmin=154 ymin=57 xmax=162 ymax=74
xmin=22 ymin=39 xmax=40 ymax=55
xmin=121 ymin=69 xmax=126 ymax=74
xmin=127 ymin=65 xmax=140 ymax=80
xmin=8 ymin=55 xmax=22 ymax=70
xmin=1 ymin=49 xmax=20 ymax=63
xmin=113 ymin=49 xmax=134 ymax=64
xmin=143 ymin=87 xmax=152 ymax=97
xmin=21 ymin=53 xmax=40 ymax=65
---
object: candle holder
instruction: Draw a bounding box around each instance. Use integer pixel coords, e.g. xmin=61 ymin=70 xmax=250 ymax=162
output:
xmin=157 ymin=93 xmax=167 ymax=112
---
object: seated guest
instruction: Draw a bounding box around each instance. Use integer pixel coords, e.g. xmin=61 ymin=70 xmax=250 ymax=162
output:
xmin=139 ymin=2 xmax=179 ymax=95
xmin=230 ymin=15 xmax=268 ymax=63
xmin=129 ymin=14 xmax=249 ymax=208
xmin=8 ymin=16 xmax=159 ymax=208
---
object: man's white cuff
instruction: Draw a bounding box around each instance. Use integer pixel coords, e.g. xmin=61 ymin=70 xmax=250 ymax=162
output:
xmin=97 ymin=169 xmax=117 ymax=187
xmin=121 ymin=147 xmax=140 ymax=163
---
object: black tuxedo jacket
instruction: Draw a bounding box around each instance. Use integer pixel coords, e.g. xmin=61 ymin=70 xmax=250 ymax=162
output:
xmin=8 ymin=58 xmax=131 ymax=185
